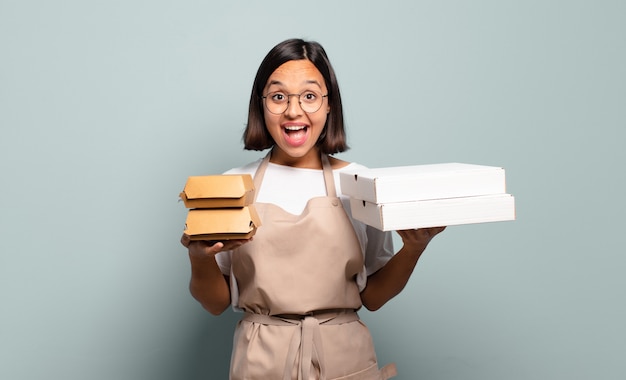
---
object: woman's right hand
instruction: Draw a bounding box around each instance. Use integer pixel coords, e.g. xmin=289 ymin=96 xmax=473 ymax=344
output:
xmin=180 ymin=233 xmax=252 ymax=259
xmin=181 ymin=233 xmax=252 ymax=315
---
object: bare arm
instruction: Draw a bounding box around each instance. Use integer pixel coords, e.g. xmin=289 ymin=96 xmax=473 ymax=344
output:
xmin=360 ymin=227 xmax=445 ymax=311
xmin=181 ymin=234 xmax=250 ymax=315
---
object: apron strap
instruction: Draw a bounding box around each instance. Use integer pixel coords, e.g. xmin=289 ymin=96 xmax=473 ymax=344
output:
xmin=320 ymin=154 xmax=337 ymax=198
xmin=243 ymin=311 xmax=359 ymax=380
xmin=252 ymin=152 xmax=272 ymax=203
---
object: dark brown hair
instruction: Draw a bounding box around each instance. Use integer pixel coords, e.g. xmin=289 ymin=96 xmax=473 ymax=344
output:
xmin=243 ymin=38 xmax=348 ymax=154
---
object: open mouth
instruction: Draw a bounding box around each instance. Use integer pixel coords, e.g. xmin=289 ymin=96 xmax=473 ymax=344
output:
xmin=284 ymin=125 xmax=308 ymax=133
xmin=283 ymin=125 xmax=309 ymax=147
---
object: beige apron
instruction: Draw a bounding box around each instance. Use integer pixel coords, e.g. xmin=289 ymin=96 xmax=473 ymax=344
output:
xmin=229 ymin=153 xmax=397 ymax=380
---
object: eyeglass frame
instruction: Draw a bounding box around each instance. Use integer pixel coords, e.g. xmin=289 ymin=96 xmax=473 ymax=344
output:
xmin=261 ymin=91 xmax=329 ymax=115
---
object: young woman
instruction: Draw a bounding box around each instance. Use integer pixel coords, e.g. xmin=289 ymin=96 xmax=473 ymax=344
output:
xmin=181 ymin=38 xmax=445 ymax=380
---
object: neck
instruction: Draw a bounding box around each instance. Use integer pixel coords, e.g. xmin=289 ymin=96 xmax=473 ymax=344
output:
xmin=269 ymin=148 xmax=323 ymax=169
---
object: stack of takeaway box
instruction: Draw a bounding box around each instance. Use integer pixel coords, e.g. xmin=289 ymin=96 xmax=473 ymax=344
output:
xmin=340 ymin=163 xmax=515 ymax=231
xmin=180 ymin=174 xmax=261 ymax=241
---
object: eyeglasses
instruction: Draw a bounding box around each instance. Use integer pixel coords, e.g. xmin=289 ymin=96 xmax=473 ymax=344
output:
xmin=262 ymin=90 xmax=328 ymax=115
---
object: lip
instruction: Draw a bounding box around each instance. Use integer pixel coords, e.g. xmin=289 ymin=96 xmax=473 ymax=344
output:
xmin=281 ymin=123 xmax=310 ymax=147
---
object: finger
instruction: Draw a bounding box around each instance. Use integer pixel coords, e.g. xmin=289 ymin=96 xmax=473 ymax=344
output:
xmin=429 ymin=226 xmax=446 ymax=236
xmin=221 ymin=238 xmax=253 ymax=251
xmin=207 ymin=241 xmax=225 ymax=253
xmin=395 ymin=229 xmax=411 ymax=240
xmin=180 ymin=233 xmax=191 ymax=248
xmin=188 ymin=240 xmax=224 ymax=256
xmin=396 ymin=227 xmax=444 ymax=242
xmin=191 ymin=238 xmax=252 ymax=255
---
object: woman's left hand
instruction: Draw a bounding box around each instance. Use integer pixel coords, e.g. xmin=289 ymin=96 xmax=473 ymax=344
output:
xmin=396 ymin=226 xmax=446 ymax=255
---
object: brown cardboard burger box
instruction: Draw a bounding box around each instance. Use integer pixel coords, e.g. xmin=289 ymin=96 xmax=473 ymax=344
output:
xmin=180 ymin=174 xmax=255 ymax=208
xmin=180 ymin=174 xmax=261 ymax=241
xmin=184 ymin=206 xmax=261 ymax=241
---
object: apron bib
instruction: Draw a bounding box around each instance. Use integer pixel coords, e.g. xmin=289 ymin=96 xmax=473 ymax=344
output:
xmin=229 ymin=153 xmax=397 ymax=380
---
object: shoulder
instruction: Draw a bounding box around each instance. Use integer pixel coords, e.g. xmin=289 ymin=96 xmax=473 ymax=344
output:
xmin=222 ymin=158 xmax=263 ymax=175
xmin=329 ymin=156 xmax=369 ymax=172
xmin=329 ymin=156 xmax=352 ymax=170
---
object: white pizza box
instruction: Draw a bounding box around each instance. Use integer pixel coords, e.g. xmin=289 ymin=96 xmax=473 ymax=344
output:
xmin=349 ymin=194 xmax=516 ymax=231
xmin=340 ymin=163 xmax=507 ymax=204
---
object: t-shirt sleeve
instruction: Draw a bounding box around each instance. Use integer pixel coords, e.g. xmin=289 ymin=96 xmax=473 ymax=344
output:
xmin=363 ymin=225 xmax=395 ymax=276
xmin=337 ymin=163 xmax=395 ymax=292
xmin=215 ymin=250 xmax=232 ymax=275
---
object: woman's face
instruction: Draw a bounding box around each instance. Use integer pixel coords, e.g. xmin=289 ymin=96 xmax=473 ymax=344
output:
xmin=263 ymin=59 xmax=329 ymax=168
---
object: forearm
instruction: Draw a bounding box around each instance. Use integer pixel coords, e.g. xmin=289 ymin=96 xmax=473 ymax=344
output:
xmin=360 ymin=226 xmax=446 ymax=311
xmin=360 ymin=245 xmax=422 ymax=311
xmin=188 ymin=254 xmax=231 ymax=315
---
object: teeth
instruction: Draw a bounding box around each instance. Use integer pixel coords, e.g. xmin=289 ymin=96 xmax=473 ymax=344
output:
xmin=284 ymin=125 xmax=306 ymax=131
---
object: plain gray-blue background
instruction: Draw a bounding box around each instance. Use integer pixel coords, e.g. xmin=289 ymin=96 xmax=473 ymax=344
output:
xmin=1 ymin=1 xmax=624 ymax=379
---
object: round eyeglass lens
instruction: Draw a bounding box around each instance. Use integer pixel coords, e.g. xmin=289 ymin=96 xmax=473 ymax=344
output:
xmin=263 ymin=91 xmax=326 ymax=114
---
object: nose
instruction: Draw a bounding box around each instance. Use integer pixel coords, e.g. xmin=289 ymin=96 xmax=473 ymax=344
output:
xmin=284 ymin=94 xmax=304 ymax=117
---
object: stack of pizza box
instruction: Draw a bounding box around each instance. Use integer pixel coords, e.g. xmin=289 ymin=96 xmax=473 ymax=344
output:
xmin=339 ymin=163 xmax=515 ymax=231
xmin=180 ymin=174 xmax=261 ymax=241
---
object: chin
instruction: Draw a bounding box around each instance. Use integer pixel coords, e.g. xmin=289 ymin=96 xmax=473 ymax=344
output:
xmin=274 ymin=144 xmax=319 ymax=163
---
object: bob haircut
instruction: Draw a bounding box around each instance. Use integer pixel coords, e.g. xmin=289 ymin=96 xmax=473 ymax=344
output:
xmin=243 ymin=38 xmax=349 ymax=154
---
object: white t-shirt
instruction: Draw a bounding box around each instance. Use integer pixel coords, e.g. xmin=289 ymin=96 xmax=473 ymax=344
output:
xmin=214 ymin=157 xmax=395 ymax=309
